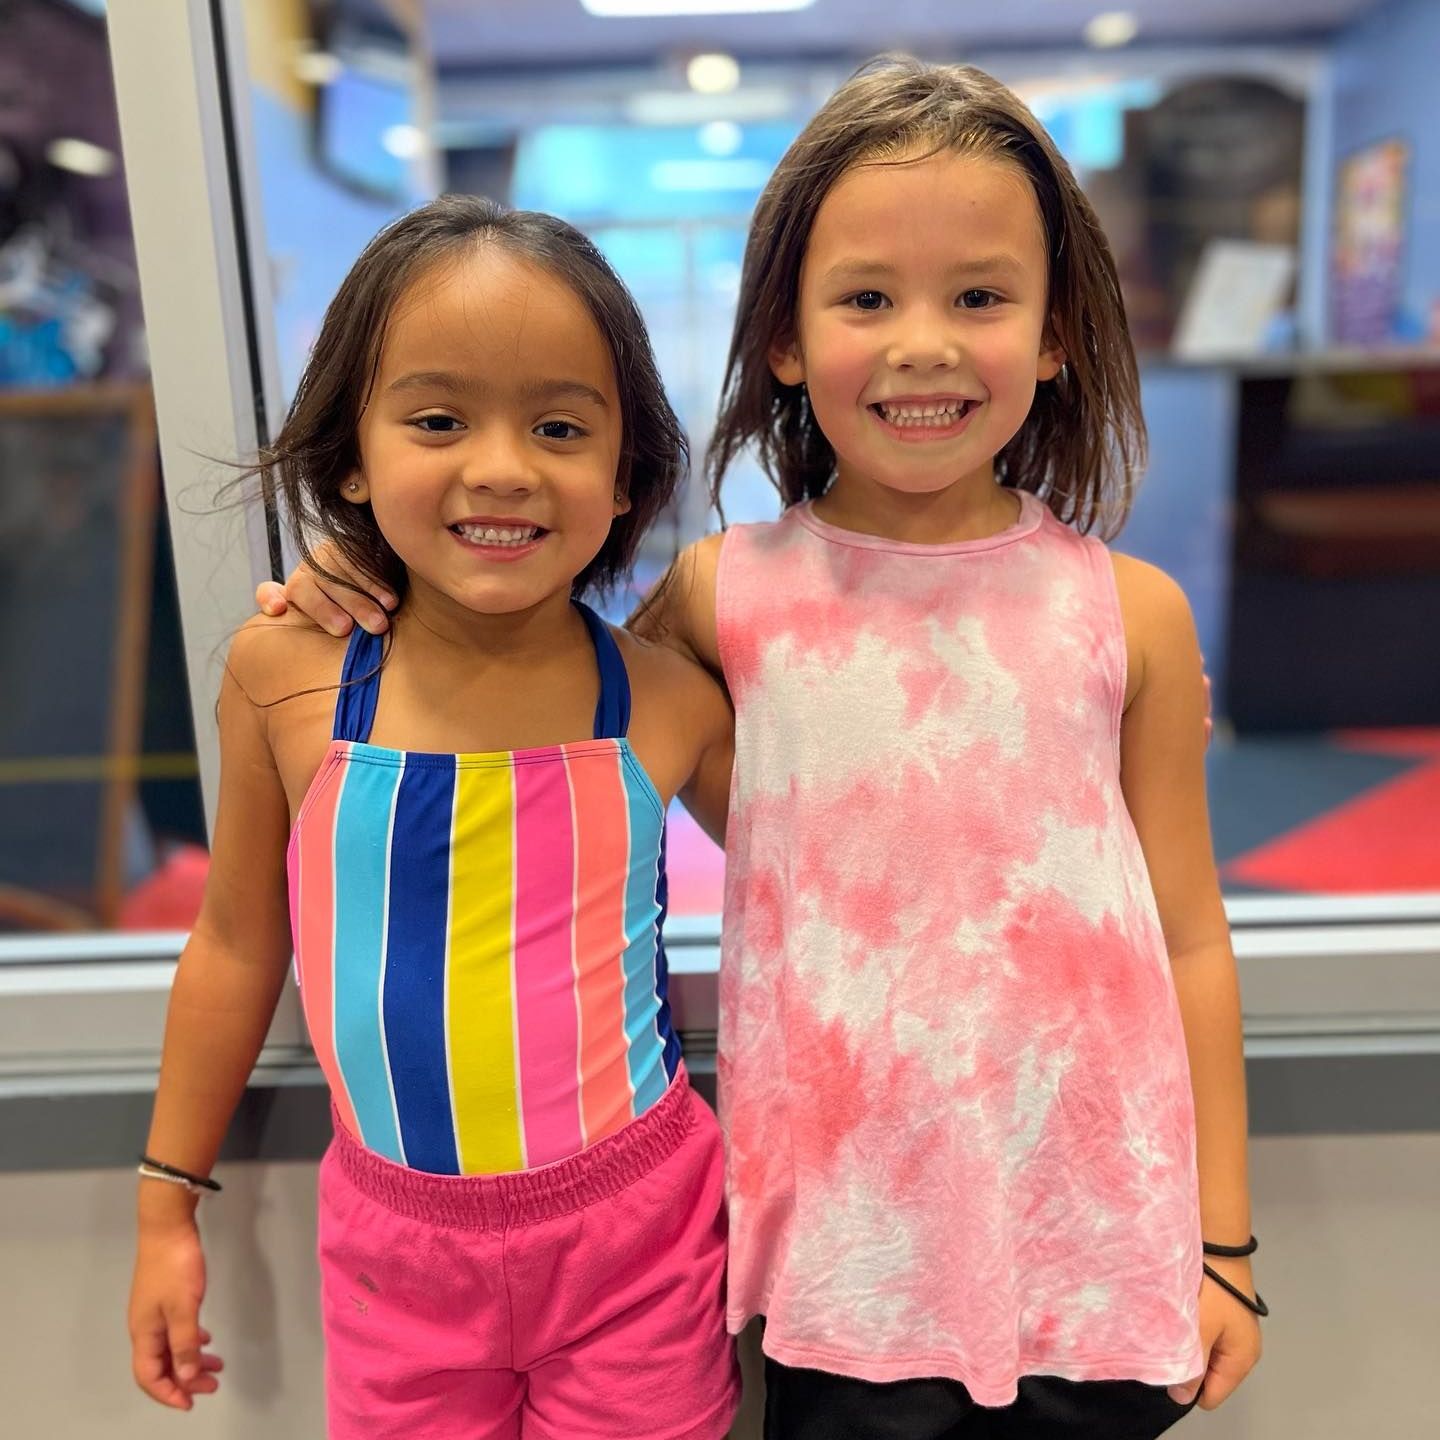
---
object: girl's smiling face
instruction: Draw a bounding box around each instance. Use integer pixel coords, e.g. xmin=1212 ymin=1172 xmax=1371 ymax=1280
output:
xmin=347 ymin=246 xmax=626 ymax=621
xmin=772 ymin=147 xmax=1066 ymax=509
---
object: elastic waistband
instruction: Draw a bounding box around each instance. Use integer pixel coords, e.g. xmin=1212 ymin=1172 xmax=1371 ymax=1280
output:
xmin=329 ymin=1067 xmax=698 ymax=1230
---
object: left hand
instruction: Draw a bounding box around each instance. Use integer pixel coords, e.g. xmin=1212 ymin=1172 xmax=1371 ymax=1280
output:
xmin=1168 ymin=1256 xmax=1262 ymax=1408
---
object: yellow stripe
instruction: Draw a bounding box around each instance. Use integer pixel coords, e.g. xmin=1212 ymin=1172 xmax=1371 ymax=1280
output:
xmin=0 ymin=753 xmax=199 ymax=785
xmin=446 ymin=764 xmax=523 ymax=1174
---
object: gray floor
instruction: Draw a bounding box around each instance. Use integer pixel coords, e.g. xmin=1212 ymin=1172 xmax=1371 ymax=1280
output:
xmin=4 ymin=1131 xmax=1438 ymax=1438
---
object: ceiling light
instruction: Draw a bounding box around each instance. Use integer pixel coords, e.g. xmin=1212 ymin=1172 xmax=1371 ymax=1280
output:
xmin=293 ymin=48 xmax=343 ymax=85
xmin=45 ymin=138 xmax=116 ymax=177
xmin=1084 ymin=11 xmax=1140 ymax=49
xmin=583 ymin=1 xmax=815 ymax=15
xmin=687 ymin=53 xmax=741 ymax=95
xmin=698 ymin=120 xmax=743 ymax=156
xmin=651 ymin=158 xmax=772 ymax=191
xmin=625 ymin=86 xmax=792 ymax=125
xmin=382 ymin=125 xmax=426 ymax=160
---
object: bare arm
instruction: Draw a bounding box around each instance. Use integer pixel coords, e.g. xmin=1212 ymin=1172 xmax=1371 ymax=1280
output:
xmin=678 ymin=688 xmax=735 ymax=849
xmin=627 ymin=533 xmax=725 ymax=679
xmin=1115 ymin=556 xmax=1260 ymax=1409
xmin=628 ymin=535 xmax=732 ymax=839
xmin=129 ymin=628 xmax=296 ymax=1408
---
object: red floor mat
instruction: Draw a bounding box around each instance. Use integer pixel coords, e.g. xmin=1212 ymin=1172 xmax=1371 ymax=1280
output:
xmin=1222 ymin=739 xmax=1440 ymax=893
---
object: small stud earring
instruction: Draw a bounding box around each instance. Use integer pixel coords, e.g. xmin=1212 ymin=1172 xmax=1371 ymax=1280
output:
xmin=346 ymin=481 xmax=360 ymax=493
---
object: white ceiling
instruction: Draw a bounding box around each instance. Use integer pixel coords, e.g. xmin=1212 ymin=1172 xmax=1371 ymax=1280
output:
xmin=423 ymin=0 xmax=1386 ymax=69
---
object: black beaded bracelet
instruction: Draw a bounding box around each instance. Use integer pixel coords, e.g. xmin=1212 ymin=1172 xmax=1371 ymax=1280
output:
xmin=138 ymin=1153 xmax=222 ymax=1193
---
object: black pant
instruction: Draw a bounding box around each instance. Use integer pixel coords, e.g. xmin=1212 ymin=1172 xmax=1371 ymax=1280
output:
xmin=764 ymin=1357 xmax=1198 ymax=1440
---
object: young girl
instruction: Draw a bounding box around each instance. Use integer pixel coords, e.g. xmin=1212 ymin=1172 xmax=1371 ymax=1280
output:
xmin=128 ymin=196 xmax=740 ymax=1440
xmin=260 ymin=59 xmax=1266 ymax=1440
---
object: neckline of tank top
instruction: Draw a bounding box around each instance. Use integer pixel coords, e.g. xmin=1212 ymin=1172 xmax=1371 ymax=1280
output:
xmin=792 ymin=487 xmax=1045 ymax=556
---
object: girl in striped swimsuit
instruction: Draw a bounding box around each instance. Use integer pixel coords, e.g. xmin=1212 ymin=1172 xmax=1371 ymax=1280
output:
xmin=127 ymin=197 xmax=738 ymax=1440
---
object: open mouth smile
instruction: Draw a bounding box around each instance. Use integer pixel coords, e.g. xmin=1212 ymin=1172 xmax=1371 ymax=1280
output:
xmin=869 ymin=397 xmax=978 ymax=441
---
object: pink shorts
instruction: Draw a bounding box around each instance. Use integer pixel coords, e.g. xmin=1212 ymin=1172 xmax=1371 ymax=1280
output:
xmin=317 ymin=1068 xmax=739 ymax=1440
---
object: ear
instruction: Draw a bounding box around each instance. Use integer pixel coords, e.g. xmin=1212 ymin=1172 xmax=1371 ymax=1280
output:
xmin=342 ymin=472 xmax=370 ymax=505
xmin=769 ymin=333 xmax=806 ymax=389
xmin=612 ymin=483 xmax=632 ymax=518
xmin=1037 ymin=319 xmax=1067 ymax=383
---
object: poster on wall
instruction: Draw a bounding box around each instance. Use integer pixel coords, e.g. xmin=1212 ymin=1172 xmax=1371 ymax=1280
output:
xmin=1332 ymin=137 xmax=1409 ymax=346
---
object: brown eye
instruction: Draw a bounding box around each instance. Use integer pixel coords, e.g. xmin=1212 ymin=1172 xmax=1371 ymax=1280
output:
xmin=850 ymin=291 xmax=888 ymax=311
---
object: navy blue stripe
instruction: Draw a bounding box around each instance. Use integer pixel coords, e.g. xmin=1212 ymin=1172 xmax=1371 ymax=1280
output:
xmin=333 ymin=626 xmax=384 ymax=743
xmin=652 ymin=823 xmax=682 ymax=1079
xmin=576 ymin=601 xmax=631 ymax=738
xmin=382 ymin=758 xmax=459 ymax=1174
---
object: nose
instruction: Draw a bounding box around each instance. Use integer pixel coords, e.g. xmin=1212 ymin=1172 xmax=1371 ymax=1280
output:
xmin=459 ymin=424 xmax=539 ymax=497
xmin=887 ymin=303 xmax=961 ymax=372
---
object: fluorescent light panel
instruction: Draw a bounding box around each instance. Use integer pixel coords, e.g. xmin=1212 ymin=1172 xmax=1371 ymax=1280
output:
xmin=582 ymin=0 xmax=816 ymax=16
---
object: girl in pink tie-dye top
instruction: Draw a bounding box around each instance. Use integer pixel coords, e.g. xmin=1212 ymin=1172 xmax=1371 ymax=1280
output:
xmin=263 ymin=59 xmax=1266 ymax=1440
xmin=652 ymin=58 xmax=1265 ymax=1440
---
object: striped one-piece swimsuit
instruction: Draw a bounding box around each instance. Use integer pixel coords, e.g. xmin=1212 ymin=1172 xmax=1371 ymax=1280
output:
xmin=287 ymin=602 xmax=681 ymax=1176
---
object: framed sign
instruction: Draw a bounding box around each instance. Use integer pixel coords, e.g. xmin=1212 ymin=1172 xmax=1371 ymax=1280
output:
xmin=0 ymin=384 xmax=159 ymax=929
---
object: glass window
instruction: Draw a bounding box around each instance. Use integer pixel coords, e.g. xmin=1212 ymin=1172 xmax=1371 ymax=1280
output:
xmin=219 ymin=2 xmax=1440 ymax=923
xmin=0 ymin=0 xmax=203 ymax=940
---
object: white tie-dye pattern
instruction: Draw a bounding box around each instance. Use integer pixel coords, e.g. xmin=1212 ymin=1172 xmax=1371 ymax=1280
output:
xmin=715 ymin=494 xmax=1205 ymax=1407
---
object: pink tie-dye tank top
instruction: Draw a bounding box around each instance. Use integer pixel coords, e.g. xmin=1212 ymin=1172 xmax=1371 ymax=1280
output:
xmin=715 ymin=491 xmax=1204 ymax=1406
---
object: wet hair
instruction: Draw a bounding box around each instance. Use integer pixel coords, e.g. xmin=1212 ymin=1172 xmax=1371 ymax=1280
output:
xmin=707 ymin=56 xmax=1146 ymax=537
xmin=255 ymin=194 xmax=687 ymax=605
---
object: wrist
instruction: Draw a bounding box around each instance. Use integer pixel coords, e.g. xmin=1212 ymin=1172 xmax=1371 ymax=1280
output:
xmin=137 ymin=1182 xmax=200 ymax=1231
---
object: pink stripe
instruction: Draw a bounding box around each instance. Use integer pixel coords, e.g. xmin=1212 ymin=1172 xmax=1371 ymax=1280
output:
xmin=513 ymin=750 xmax=583 ymax=1165
xmin=568 ymin=746 xmax=634 ymax=1144
xmin=294 ymin=747 xmax=358 ymax=1138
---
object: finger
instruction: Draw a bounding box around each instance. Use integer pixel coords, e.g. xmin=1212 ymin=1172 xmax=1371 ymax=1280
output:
xmin=255 ymin=580 xmax=288 ymax=617
xmin=290 ymin=569 xmax=397 ymax=636
xmin=1196 ymin=1344 xmax=1257 ymax=1411
xmin=164 ymin=1304 xmax=204 ymax=1386
xmin=288 ymin=577 xmax=358 ymax=638
xmin=323 ymin=582 xmax=394 ymax=636
xmin=1167 ymin=1376 xmax=1203 ymax=1406
xmin=133 ymin=1343 xmax=192 ymax=1410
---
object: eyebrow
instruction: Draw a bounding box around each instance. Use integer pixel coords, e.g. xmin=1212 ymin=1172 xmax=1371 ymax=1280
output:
xmin=386 ymin=372 xmax=610 ymax=408
xmin=821 ymin=255 xmax=1026 ymax=283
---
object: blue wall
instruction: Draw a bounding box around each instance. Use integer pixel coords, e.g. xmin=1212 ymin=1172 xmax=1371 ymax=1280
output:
xmin=1329 ymin=0 xmax=1440 ymax=342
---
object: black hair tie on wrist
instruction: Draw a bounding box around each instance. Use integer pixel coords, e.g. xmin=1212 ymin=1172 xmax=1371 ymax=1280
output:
xmin=1202 ymin=1263 xmax=1269 ymax=1317
xmin=138 ymin=1153 xmax=222 ymax=1193
xmin=1203 ymin=1234 xmax=1259 ymax=1258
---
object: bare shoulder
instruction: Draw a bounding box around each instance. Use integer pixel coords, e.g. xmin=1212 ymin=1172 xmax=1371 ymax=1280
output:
xmin=226 ymin=611 xmax=348 ymax=707
xmin=1110 ymin=551 xmax=1195 ymax=642
xmin=1109 ymin=552 xmax=1201 ymax=708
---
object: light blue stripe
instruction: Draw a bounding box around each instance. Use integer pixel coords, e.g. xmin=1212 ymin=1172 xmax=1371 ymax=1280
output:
xmin=620 ymin=756 xmax=667 ymax=1114
xmin=332 ymin=751 xmax=404 ymax=1163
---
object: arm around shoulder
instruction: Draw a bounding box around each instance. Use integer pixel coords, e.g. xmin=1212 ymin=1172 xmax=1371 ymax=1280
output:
xmin=627 ymin=531 xmax=725 ymax=679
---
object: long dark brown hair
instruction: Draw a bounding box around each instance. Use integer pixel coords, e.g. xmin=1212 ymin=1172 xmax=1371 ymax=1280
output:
xmin=707 ymin=56 xmax=1146 ymax=537
xmin=255 ymin=194 xmax=687 ymax=605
